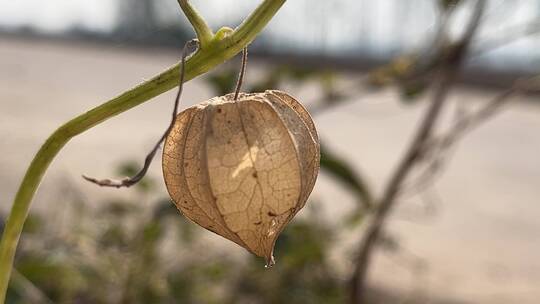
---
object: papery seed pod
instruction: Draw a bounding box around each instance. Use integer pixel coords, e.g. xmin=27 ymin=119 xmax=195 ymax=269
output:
xmin=162 ymin=90 xmax=320 ymax=266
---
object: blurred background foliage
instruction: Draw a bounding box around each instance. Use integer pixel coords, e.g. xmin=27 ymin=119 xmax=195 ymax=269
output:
xmin=4 ymin=161 xmax=348 ymax=304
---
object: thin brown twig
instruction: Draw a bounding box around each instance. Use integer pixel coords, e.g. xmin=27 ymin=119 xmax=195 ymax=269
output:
xmin=349 ymin=1 xmax=486 ymax=303
xmin=82 ymin=39 xmax=199 ymax=188
xmin=403 ymin=89 xmax=515 ymax=195
xmin=234 ymin=47 xmax=248 ymax=100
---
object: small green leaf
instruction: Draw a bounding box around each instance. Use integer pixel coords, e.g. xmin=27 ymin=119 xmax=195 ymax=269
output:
xmin=152 ymin=199 xmax=180 ymax=220
xmin=319 ymin=144 xmax=373 ymax=210
xmin=21 ymin=214 xmax=43 ymax=235
xmin=99 ymin=200 xmax=137 ymax=218
xmin=142 ymin=222 xmax=163 ymax=243
xmin=400 ymin=79 xmax=429 ymax=102
xmin=344 ymin=210 xmax=366 ymax=228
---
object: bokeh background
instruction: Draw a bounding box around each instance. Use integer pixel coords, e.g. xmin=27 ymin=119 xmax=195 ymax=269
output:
xmin=1 ymin=0 xmax=539 ymax=303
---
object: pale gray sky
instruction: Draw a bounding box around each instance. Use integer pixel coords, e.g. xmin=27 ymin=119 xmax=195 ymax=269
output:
xmin=0 ymin=0 xmax=538 ymax=69
xmin=0 ymin=0 xmax=117 ymax=32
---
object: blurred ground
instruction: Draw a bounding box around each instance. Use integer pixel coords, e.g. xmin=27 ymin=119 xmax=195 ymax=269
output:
xmin=1 ymin=37 xmax=540 ymax=303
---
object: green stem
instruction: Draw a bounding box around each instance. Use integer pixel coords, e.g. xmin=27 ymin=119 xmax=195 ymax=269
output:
xmin=177 ymin=0 xmax=214 ymax=47
xmin=0 ymin=0 xmax=285 ymax=302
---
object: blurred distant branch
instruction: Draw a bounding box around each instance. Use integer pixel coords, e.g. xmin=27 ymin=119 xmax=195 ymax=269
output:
xmin=472 ymin=21 xmax=540 ymax=56
xmin=404 ymin=76 xmax=540 ymax=195
xmin=0 ymin=0 xmax=286 ymax=302
xmin=349 ymin=1 xmax=486 ymax=303
xmin=320 ymin=145 xmax=374 ymax=210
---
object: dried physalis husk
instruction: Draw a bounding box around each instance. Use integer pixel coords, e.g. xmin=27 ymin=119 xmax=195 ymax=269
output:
xmin=162 ymin=90 xmax=320 ymax=266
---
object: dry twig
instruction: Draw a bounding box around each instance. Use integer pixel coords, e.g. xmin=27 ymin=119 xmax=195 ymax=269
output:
xmin=349 ymin=1 xmax=486 ymax=302
xmin=83 ymin=40 xmax=198 ymax=188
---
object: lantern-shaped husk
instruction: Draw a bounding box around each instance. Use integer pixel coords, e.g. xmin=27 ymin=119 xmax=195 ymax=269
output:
xmin=162 ymin=90 xmax=320 ymax=265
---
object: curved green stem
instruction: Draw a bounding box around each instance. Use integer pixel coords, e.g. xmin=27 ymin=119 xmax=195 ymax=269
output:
xmin=0 ymin=0 xmax=285 ymax=302
xmin=177 ymin=0 xmax=214 ymax=47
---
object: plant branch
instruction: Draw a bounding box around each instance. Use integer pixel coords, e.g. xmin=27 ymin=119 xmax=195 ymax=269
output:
xmin=349 ymin=1 xmax=486 ymax=303
xmin=177 ymin=0 xmax=214 ymax=47
xmin=0 ymin=0 xmax=286 ymax=302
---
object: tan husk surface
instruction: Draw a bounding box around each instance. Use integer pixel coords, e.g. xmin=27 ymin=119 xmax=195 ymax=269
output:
xmin=162 ymin=91 xmax=319 ymax=265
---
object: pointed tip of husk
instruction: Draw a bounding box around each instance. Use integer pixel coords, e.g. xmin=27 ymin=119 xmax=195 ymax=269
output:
xmin=264 ymin=254 xmax=275 ymax=268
